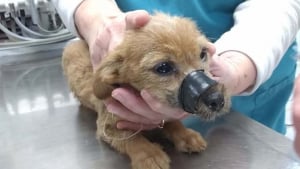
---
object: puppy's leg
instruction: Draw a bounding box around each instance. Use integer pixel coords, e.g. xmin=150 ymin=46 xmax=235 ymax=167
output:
xmin=163 ymin=121 xmax=207 ymax=153
xmin=96 ymin=109 xmax=170 ymax=169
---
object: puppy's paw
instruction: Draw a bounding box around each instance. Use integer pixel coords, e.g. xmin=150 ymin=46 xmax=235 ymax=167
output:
xmin=172 ymin=128 xmax=207 ymax=153
xmin=131 ymin=143 xmax=170 ymax=169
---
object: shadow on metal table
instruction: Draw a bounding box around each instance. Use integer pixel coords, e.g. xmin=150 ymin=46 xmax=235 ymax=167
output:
xmin=0 ymin=49 xmax=299 ymax=169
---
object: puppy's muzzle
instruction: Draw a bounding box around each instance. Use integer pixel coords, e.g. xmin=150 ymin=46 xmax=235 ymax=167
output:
xmin=179 ymin=70 xmax=225 ymax=114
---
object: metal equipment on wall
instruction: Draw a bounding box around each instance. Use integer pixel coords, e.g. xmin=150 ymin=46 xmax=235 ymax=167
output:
xmin=0 ymin=0 xmax=74 ymax=52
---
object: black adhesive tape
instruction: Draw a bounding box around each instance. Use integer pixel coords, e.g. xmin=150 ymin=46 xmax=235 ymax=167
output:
xmin=179 ymin=70 xmax=217 ymax=114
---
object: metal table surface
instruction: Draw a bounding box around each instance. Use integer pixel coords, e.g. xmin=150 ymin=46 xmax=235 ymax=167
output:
xmin=0 ymin=48 xmax=299 ymax=169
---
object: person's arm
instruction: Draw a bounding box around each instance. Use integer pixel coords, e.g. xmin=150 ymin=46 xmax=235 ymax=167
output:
xmin=293 ymin=75 xmax=300 ymax=156
xmin=50 ymin=0 xmax=84 ymax=36
xmin=212 ymin=0 xmax=300 ymax=95
xmin=52 ymin=0 xmax=150 ymax=68
xmin=51 ymin=0 xmax=122 ymax=37
xmin=51 ymin=0 xmax=122 ymax=67
xmin=74 ymin=0 xmax=123 ymax=44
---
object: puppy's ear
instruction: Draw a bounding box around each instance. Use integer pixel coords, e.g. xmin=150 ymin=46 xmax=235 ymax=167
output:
xmin=93 ymin=53 xmax=124 ymax=99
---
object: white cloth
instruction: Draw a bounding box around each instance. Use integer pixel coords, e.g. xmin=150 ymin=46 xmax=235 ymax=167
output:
xmin=50 ymin=0 xmax=83 ymax=37
xmin=215 ymin=0 xmax=300 ymax=94
xmin=52 ymin=0 xmax=300 ymax=94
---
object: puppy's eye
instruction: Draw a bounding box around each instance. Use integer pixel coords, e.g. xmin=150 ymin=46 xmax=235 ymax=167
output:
xmin=153 ymin=61 xmax=176 ymax=76
xmin=200 ymin=48 xmax=208 ymax=61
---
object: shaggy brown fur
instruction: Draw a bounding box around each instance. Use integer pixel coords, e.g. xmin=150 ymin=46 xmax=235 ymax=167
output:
xmin=62 ymin=13 xmax=230 ymax=169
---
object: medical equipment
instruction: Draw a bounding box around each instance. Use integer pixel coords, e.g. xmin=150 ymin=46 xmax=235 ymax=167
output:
xmin=0 ymin=0 xmax=74 ymax=51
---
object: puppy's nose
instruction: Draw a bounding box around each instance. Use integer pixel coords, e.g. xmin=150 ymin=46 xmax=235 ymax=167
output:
xmin=201 ymin=91 xmax=224 ymax=112
xmin=179 ymin=70 xmax=225 ymax=114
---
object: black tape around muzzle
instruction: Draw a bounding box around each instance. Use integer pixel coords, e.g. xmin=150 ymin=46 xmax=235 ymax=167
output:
xmin=179 ymin=70 xmax=217 ymax=114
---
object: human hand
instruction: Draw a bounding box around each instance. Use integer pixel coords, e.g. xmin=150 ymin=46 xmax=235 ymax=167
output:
xmin=209 ymin=50 xmax=257 ymax=95
xmin=88 ymin=10 xmax=150 ymax=69
xmin=104 ymin=86 xmax=189 ymax=131
xmin=293 ymin=75 xmax=300 ymax=156
xmin=74 ymin=0 xmax=150 ymax=69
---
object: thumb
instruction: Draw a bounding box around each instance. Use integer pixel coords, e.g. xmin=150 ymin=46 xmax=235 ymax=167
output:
xmin=209 ymin=54 xmax=227 ymax=79
xmin=125 ymin=10 xmax=151 ymax=30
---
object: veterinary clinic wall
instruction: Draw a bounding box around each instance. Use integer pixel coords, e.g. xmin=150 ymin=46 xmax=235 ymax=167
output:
xmin=285 ymin=31 xmax=300 ymax=141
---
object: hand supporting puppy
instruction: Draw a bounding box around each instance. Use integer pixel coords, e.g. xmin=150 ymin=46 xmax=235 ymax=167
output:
xmin=75 ymin=0 xmax=150 ymax=69
xmin=210 ymin=50 xmax=257 ymax=95
xmin=104 ymin=87 xmax=189 ymax=130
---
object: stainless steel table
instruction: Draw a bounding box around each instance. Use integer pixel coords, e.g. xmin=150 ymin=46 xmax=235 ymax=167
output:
xmin=0 ymin=48 xmax=299 ymax=169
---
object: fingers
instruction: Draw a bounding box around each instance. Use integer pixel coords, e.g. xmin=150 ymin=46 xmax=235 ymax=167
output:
xmin=111 ymin=87 xmax=162 ymax=123
xmin=141 ymin=89 xmax=189 ymax=120
xmin=91 ymin=10 xmax=150 ymax=70
xmin=209 ymin=51 xmax=257 ymax=95
xmin=104 ymin=98 xmax=155 ymax=125
xmin=91 ymin=28 xmax=111 ymax=69
xmin=125 ymin=10 xmax=151 ymax=30
xmin=209 ymin=54 xmax=228 ymax=80
xmin=90 ymin=17 xmax=123 ymax=69
xmin=107 ymin=86 xmax=189 ymax=131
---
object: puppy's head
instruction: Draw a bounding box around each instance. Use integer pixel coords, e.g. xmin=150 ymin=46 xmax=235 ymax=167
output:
xmin=93 ymin=13 xmax=230 ymax=120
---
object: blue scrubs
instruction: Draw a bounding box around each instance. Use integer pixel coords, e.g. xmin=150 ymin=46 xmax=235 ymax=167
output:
xmin=116 ymin=0 xmax=297 ymax=134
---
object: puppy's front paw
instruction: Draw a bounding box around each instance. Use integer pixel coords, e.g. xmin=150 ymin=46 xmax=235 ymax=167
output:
xmin=131 ymin=143 xmax=170 ymax=169
xmin=172 ymin=128 xmax=207 ymax=153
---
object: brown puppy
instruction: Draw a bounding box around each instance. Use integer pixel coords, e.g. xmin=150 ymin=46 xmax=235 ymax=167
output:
xmin=62 ymin=13 xmax=230 ymax=169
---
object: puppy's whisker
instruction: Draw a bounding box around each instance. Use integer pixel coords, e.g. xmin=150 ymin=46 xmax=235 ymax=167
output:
xmin=102 ymin=113 xmax=143 ymax=141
